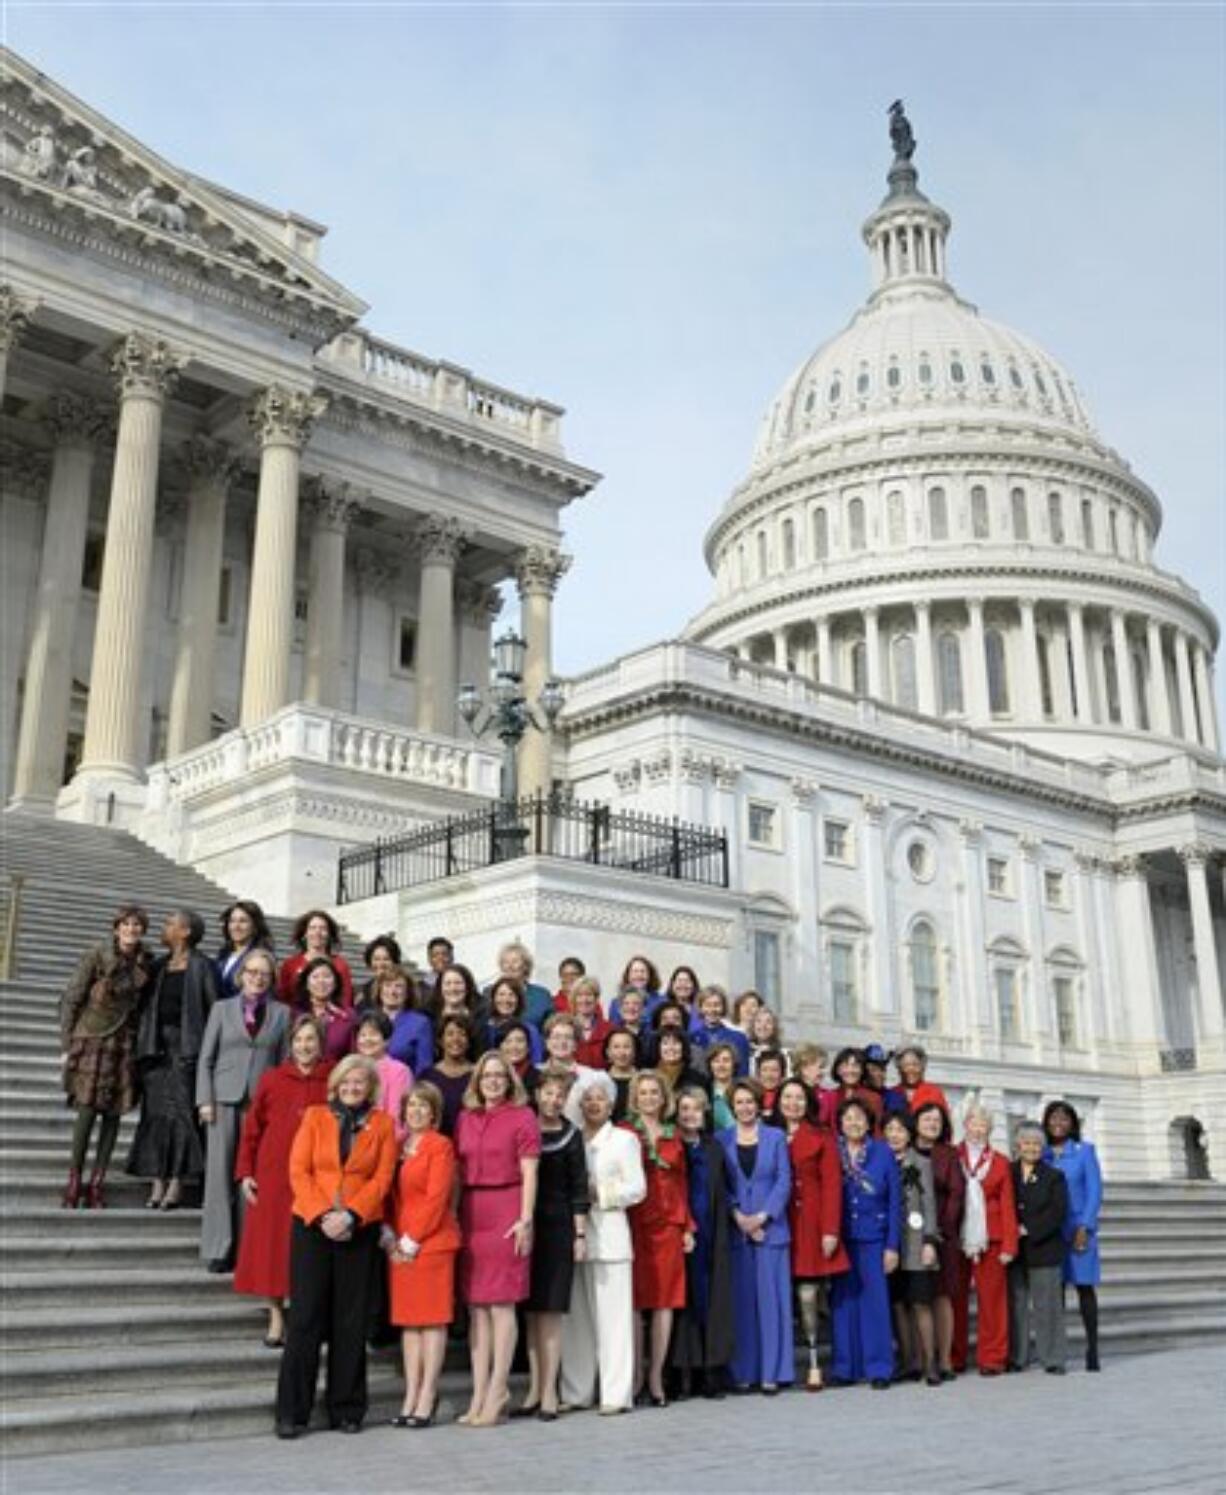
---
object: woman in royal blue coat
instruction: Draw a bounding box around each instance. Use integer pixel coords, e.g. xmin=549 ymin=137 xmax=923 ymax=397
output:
xmin=719 ymin=1077 xmax=794 ymax=1394
xmin=1042 ymin=1100 xmax=1104 ymax=1371
xmin=830 ymin=1095 xmax=901 ymax=1388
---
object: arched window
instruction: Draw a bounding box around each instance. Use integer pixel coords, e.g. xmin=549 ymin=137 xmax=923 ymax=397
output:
xmin=813 ymin=506 xmax=829 ymax=561
xmin=950 ymin=357 xmax=966 ymax=385
xmin=856 ymin=367 xmax=870 ymax=396
xmin=1009 ymin=363 xmax=1024 ymax=390
xmin=892 ymin=634 xmax=918 ymax=710
xmin=1047 ymin=492 xmax=1064 ymax=545
xmin=1131 ymin=515 xmax=1141 ymax=560
xmin=1081 ymin=498 xmax=1095 ymax=549
xmin=980 ymin=359 xmax=996 ymax=386
xmin=911 ymin=921 xmax=939 ymax=1032
xmin=887 ymin=363 xmax=901 ymax=390
xmin=971 ymin=485 xmax=990 ymax=539
xmin=986 ymin=628 xmax=1010 ymax=714
xmin=781 ymin=517 xmax=796 ymax=569
xmin=1132 ymin=648 xmax=1150 ymax=731
xmin=804 ymin=388 xmax=816 ymax=414
xmin=1034 ymin=369 xmax=1048 ymax=397
xmin=850 ymin=640 xmax=868 ymax=697
xmin=1010 ymin=487 xmax=1029 ymax=541
xmin=995 ymin=966 xmax=1020 ymax=1040
xmin=887 ymin=491 xmax=906 ymax=546
xmin=938 ymin=632 xmax=964 ymax=715
xmin=848 ymin=498 xmax=866 ymax=552
xmin=828 ymin=377 xmax=842 ymax=405
xmin=1103 ymin=642 xmax=1121 ymax=724
xmin=928 ymin=486 xmax=948 ymax=541
xmin=756 ymin=530 xmax=768 ymax=578
xmin=1109 ymin=509 xmax=1120 ymax=555
xmin=1038 ymin=635 xmax=1054 ymax=717
xmin=918 ymin=357 xmax=933 ymax=387
xmin=736 ymin=542 xmax=746 ymax=586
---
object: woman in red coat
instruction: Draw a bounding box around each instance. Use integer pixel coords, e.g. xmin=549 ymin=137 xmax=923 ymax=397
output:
xmin=952 ymin=1102 xmax=1018 ymax=1375
xmin=276 ymin=910 xmax=354 ymax=1008
xmin=621 ymin=1070 xmax=694 ymax=1407
xmin=234 ymin=1015 xmax=331 ymax=1345
xmin=777 ymin=1078 xmax=848 ymax=1390
xmin=914 ymin=1100 xmax=966 ymax=1379
xmin=384 ymin=1081 xmax=461 ymax=1427
xmin=817 ymin=1048 xmax=883 ymax=1133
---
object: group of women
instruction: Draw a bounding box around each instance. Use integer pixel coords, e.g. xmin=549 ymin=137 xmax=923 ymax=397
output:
xmin=57 ymin=908 xmax=1105 ymax=1438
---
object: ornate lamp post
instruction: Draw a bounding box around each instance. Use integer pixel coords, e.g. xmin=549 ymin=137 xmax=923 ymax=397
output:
xmin=458 ymin=628 xmax=564 ymax=858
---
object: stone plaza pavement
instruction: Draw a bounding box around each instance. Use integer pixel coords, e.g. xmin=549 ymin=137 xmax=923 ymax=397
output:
xmin=9 ymin=1345 xmax=1225 ymax=1495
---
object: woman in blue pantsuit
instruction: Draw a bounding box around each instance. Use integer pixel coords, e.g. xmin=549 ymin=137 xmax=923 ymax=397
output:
xmin=1042 ymin=1100 xmax=1104 ymax=1371
xmin=831 ymin=1096 xmax=901 ymax=1388
xmin=719 ymin=1078 xmax=794 ymax=1393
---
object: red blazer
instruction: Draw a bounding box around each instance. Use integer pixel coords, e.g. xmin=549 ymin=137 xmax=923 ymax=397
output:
xmin=576 ymin=1018 xmax=616 ymax=1070
xmin=957 ymin=1143 xmax=1020 ymax=1256
xmin=622 ymin=1127 xmax=695 ymax=1234
xmin=389 ymin=1130 xmax=461 ymax=1256
xmin=889 ymin=1080 xmax=951 ymax=1116
xmin=818 ymin=1084 xmax=883 ymax=1133
xmin=277 ymin=952 xmax=355 ymax=1008
xmin=786 ymin=1121 xmax=849 ymax=1277
xmin=290 ymin=1105 xmax=397 ymax=1227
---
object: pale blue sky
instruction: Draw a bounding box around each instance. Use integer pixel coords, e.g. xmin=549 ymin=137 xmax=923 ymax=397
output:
xmin=9 ymin=4 xmax=1224 ymax=704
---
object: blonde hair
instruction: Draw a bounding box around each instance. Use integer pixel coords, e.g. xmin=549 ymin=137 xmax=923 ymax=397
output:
xmin=401 ymin=1080 xmax=444 ymax=1130
xmin=570 ymin=974 xmax=602 ymax=1002
xmin=963 ymin=1100 xmax=994 ymax=1132
xmin=327 ymin=1054 xmax=381 ymax=1105
xmin=627 ymin=1068 xmax=676 ymax=1122
xmin=236 ymin=947 xmax=276 ymax=982
xmin=462 ymin=1049 xmax=528 ymax=1110
xmin=792 ymin=1042 xmax=827 ymax=1069
xmin=498 ymin=939 xmax=535 ymax=978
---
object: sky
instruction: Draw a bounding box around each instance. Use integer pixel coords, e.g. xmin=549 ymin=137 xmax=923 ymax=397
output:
xmin=7 ymin=4 xmax=1224 ymax=706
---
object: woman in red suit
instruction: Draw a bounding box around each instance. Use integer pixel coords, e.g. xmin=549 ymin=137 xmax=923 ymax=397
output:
xmin=776 ymin=1077 xmax=848 ymax=1390
xmin=914 ymin=1100 xmax=966 ymax=1379
xmin=234 ymin=1015 xmax=331 ymax=1346
xmin=277 ymin=910 xmax=354 ymax=1008
xmin=621 ymin=1070 xmax=694 ymax=1407
xmin=384 ymin=1081 xmax=461 ymax=1427
xmin=817 ymin=1048 xmax=883 ymax=1132
xmin=952 ymin=1102 xmax=1018 ymax=1375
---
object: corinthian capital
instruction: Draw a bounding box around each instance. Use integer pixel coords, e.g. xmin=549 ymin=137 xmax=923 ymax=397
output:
xmin=515 ymin=544 xmax=571 ymax=599
xmin=180 ymin=434 xmax=240 ymax=490
xmin=456 ymin=578 xmax=504 ymax=625
xmin=110 ymin=331 xmax=186 ymax=401
xmin=1178 ymin=842 xmax=1211 ymax=871
xmin=305 ymin=476 xmax=364 ymax=534
xmin=248 ymin=385 xmax=328 ymax=449
xmin=0 ymin=286 xmax=39 ymax=353
xmin=43 ymin=391 xmax=111 ymax=448
xmin=414 ymin=512 xmax=468 ymax=566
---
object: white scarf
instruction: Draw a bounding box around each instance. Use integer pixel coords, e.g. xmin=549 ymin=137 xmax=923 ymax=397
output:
xmin=961 ymin=1142 xmax=990 ymax=1259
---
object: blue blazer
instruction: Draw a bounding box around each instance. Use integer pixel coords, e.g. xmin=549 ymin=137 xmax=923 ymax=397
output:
xmin=691 ymin=1021 xmax=751 ymax=1075
xmin=718 ymin=1124 xmax=792 ymax=1248
xmin=388 ymin=1009 xmax=435 ymax=1078
xmin=840 ymin=1137 xmax=902 ymax=1252
xmin=1043 ymin=1139 xmax=1102 ymax=1238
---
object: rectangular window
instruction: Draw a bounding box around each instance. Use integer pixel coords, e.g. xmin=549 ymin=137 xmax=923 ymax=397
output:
xmin=294 ymin=591 xmax=309 ymax=623
xmin=81 ymin=532 xmax=105 ymax=593
xmin=995 ymin=967 xmax=1020 ymax=1040
xmin=987 ymin=856 xmax=1010 ymax=897
xmin=397 ymin=618 xmax=417 ymax=673
xmin=217 ymin=565 xmax=233 ymax=627
xmin=1054 ymin=976 xmax=1076 ymax=1048
xmin=830 ymin=940 xmax=857 ymax=1023
xmin=747 ymin=801 xmax=778 ymax=849
xmin=754 ymin=930 xmax=782 ymax=1004
xmin=1044 ymin=869 xmax=1067 ymax=908
xmin=1081 ymin=498 xmax=1095 ymax=550
xmin=824 ymin=820 xmax=851 ymax=863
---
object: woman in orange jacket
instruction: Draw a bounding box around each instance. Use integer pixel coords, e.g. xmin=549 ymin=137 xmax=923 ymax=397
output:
xmin=383 ymin=1081 xmax=461 ymax=1427
xmin=274 ymin=1055 xmax=397 ymax=1439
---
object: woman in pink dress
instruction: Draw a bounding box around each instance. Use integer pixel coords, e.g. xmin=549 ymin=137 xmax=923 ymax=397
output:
xmin=353 ymin=1010 xmax=412 ymax=1143
xmin=453 ymin=1051 xmax=540 ymax=1427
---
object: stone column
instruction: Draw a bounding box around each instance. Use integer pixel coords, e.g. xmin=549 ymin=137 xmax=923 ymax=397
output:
xmin=1174 ymin=631 xmax=1198 ymax=744
xmin=516 ymin=544 xmax=571 ymax=799
xmin=239 ymin=386 xmax=326 ymax=728
xmin=165 ymin=437 xmax=239 ymax=758
xmin=1019 ymin=598 xmax=1042 ymax=719
xmin=861 ymin=794 xmax=895 ymax=1023
xmin=966 ymin=597 xmax=989 ymax=719
xmin=74 ymin=334 xmax=184 ymax=782
xmin=1192 ymin=645 xmax=1219 ymax=753
xmin=914 ymin=600 xmax=935 ymax=715
xmin=816 ymin=616 xmax=833 ymax=686
xmin=1111 ymin=609 xmax=1137 ymax=730
xmin=956 ymin=818 xmax=991 ymax=1052
xmin=0 ymin=285 xmax=38 ymax=404
xmin=303 ymin=480 xmax=362 ymax=710
xmin=413 ymin=513 xmax=467 ymax=736
xmin=1113 ymin=856 xmax=1166 ymax=1053
xmin=863 ymin=606 xmax=882 ymax=700
xmin=1180 ymin=845 xmax=1225 ymax=1050
xmin=772 ymin=627 xmax=788 ymax=671
xmin=1067 ymin=602 xmax=1092 ymax=723
xmin=1145 ymin=618 xmax=1173 ymax=737
xmin=11 ymin=394 xmax=109 ymax=808
xmin=1017 ymin=833 xmax=1048 ymax=1043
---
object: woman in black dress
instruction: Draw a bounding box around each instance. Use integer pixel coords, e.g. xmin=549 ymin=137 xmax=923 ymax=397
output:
xmin=516 ymin=1064 xmax=589 ymax=1420
xmin=418 ymin=1014 xmax=476 ymax=1137
xmin=127 ymin=909 xmax=219 ymax=1209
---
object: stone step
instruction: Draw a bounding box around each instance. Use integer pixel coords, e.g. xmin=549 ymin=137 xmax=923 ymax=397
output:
xmin=2 ymin=1205 xmax=202 ymax=1237
xmin=1 ymin=1231 xmax=200 ymax=1271
xmin=0 ymin=1171 xmax=150 ymax=1205
xmin=0 ymin=1338 xmax=307 ymax=1399
xmin=2 ymin=1265 xmax=235 ymax=1310
xmin=2 ymin=1299 xmax=266 ymax=1352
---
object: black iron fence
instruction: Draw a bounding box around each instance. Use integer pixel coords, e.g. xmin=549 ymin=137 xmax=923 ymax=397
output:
xmin=336 ymin=794 xmax=730 ymax=904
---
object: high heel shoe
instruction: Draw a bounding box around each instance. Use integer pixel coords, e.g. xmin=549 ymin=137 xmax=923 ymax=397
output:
xmin=159 ymin=1180 xmax=182 ymax=1212
xmin=408 ymin=1402 xmax=437 ymax=1429
xmin=85 ymin=1168 xmax=107 ymax=1210
xmin=470 ymin=1393 xmax=509 ymax=1427
xmin=61 ymin=1169 xmax=83 ymax=1210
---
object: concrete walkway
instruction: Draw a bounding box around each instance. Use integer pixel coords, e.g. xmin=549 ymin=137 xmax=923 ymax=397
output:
xmin=9 ymin=1345 xmax=1225 ymax=1495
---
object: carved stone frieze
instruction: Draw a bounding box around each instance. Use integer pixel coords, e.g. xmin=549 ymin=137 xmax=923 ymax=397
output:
xmin=413 ymin=512 xmax=468 ymax=566
xmin=110 ymin=332 xmax=186 ymax=402
xmin=248 ymin=386 xmax=328 ymax=449
xmin=0 ymin=284 xmax=39 ymax=352
xmin=304 ymin=476 xmax=364 ymax=533
xmin=515 ymin=544 xmax=571 ymax=599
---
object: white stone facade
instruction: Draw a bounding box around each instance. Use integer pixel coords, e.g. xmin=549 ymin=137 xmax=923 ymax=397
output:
xmin=2 ymin=55 xmax=1223 ymax=1180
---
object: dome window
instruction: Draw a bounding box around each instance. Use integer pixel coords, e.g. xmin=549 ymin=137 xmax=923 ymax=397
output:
xmin=1048 ymin=493 xmax=1065 ymax=545
xmin=1010 ymin=487 xmax=1030 ymax=541
xmin=985 ymin=629 xmax=1011 ymax=715
xmin=938 ymin=633 xmax=964 ymax=715
xmin=856 ymin=370 xmax=871 ymax=396
xmin=950 ymin=359 xmax=966 ymax=385
xmin=829 ymin=379 xmax=842 ymax=405
xmin=971 ymin=485 xmax=990 ymax=539
xmin=804 ymin=389 xmax=817 ymax=414
xmin=887 ymin=491 xmax=906 ymax=546
xmin=981 ymin=361 xmax=996 ymax=385
xmin=928 ymin=486 xmax=949 ymax=542
xmin=1034 ymin=369 xmax=1048 ymax=397
xmin=887 ymin=364 xmax=902 ymax=389
xmin=918 ymin=358 xmax=933 ymax=386
xmin=847 ymin=497 xmax=867 ymax=552
xmin=1009 ymin=364 xmax=1024 ymax=390
xmin=813 ymin=506 xmax=830 ymax=561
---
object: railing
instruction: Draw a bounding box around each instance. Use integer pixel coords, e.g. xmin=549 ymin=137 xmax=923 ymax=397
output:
xmin=336 ymin=793 xmax=730 ymax=905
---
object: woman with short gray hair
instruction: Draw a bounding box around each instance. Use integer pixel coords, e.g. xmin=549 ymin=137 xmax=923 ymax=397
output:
xmin=1008 ymin=1121 xmax=1069 ymax=1374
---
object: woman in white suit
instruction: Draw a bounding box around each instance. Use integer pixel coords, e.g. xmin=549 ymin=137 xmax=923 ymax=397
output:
xmin=559 ymin=1074 xmax=646 ymax=1415
xmin=196 ymin=948 xmax=289 ymax=1270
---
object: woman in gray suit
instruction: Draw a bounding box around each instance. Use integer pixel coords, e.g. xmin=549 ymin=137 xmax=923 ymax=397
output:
xmin=196 ymin=948 xmax=289 ymax=1271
